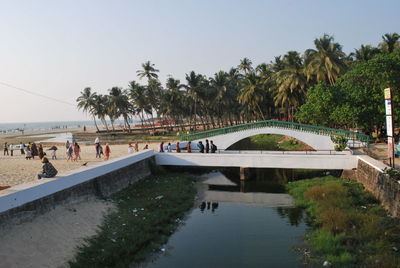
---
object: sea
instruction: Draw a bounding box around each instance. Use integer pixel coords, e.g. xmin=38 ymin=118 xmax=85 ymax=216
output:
xmin=0 ymin=120 xmax=134 ymax=134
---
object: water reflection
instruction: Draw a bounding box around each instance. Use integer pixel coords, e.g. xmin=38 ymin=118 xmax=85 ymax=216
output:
xmin=142 ymin=168 xmax=322 ymax=268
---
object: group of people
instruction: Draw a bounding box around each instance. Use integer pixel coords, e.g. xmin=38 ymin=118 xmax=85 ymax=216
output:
xmin=94 ymin=138 xmax=111 ymax=160
xmin=158 ymin=139 xmax=217 ymax=153
xmin=128 ymin=142 xmax=140 ymax=154
xmin=65 ymin=140 xmax=81 ymax=161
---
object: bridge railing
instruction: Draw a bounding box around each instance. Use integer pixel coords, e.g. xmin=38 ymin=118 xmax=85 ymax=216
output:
xmin=180 ymin=120 xmax=370 ymax=145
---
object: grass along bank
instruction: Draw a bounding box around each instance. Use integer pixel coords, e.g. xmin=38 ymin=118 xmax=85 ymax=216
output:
xmin=227 ymin=134 xmax=312 ymax=151
xmin=69 ymin=172 xmax=197 ymax=268
xmin=287 ymin=176 xmax=400 ymax=267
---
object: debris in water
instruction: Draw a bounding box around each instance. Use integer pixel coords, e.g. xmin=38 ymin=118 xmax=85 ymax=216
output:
xmin=155 ymin=195 xmax=164 ymax=200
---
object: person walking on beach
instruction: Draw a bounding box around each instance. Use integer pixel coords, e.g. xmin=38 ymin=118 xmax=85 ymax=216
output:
xmin=37 ymin=157 xmax=58 ymax=179
xmin=20 ymin=142 xmax=25 ymax=155
xmin=67 ymin=144 xmax=74 ymax=161
xmin=31 ymin=143 xmax=38 ymax=159
xmin=65 ymin=140 xmax=70 ymax=150
xmin=186 ymin=141 xmax=192 ymax=153
xmin=3 ymin=142 xmax=8 ymax=156
xmin=176 ymin=142 xmax=181 ymax=153
xmin=210 ymin=140 xmax=217 ymax=153
xmin=159 ymin=142 xmax=164 ymax=152
xmin=205 ymin=139 xmax=210 ymax=153
xmin=38 ymin=144 xmax=44 ymax=159
xmin=134 ymin=142 xmax=139 ymax=152
xmin=9 ymin=143 xmax=14 ymax=156
xmin=73 ymin=142 xmax=81 ymax=161
xmin=105 ymin=143 xmax=111 ymax=160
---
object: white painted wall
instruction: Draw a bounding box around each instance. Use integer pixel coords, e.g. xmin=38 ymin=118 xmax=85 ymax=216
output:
xmin=0 ymin=150 xmax=155 ymax=214
xmin=155 ymin=152 xmax=359 ymax=170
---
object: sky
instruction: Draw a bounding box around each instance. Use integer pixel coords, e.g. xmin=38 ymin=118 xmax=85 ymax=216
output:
xmin=0 ymin=0 xmax=399 ymax=123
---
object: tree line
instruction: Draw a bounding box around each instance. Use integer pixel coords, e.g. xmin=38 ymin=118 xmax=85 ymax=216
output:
xmin=77 ymin=33 xmax=400 ymax=134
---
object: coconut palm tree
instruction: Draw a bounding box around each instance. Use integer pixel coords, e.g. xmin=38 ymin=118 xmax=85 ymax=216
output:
xmin=128 ymin=80 xmax=151 ymax=128
xmin=108 ymin=87 xmax=133 ymax=131
xmin=275 ymin=51 xmax=307 ymax=121
xmin=351 ymin=45 xmax=381 ymax=61
xmin=76 ymin=87 xmax=100 ymax=132
xmin=380 ymin=33 xmax=400 ymax=53
xmin=304 ymin=34 xmax=347 ymax=85
xmin=92 ymin=94 xmax=110 ymax=131
xmin=185 ymin=71 xmax=204 ymax=128
xmin=238 ymin=58 xmax=253 ymax=74
xmin=237 ymin=72 xmax=266 ymax=120
xmin=136 ymin=61 xmax=159 ymax=80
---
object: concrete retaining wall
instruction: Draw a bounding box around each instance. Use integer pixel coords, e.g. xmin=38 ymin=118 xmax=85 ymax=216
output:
xmin=0 ymin=150 xmax=155 ymax=225
xmin=343 ymin=155 xmax=400 ymax=217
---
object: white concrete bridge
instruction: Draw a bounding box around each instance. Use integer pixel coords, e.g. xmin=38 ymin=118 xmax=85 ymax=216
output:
xmin=155 ymin=151 xmax=358 ymax=170
xmin=180 ymin=120 xmax=369 ymax=150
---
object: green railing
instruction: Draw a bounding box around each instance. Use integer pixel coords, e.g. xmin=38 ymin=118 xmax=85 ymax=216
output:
xmin=180 ymin=120 xmax=370 ymax=145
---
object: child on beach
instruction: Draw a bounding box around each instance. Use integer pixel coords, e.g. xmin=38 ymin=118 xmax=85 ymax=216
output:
xmin=128 ymin=143 xmax=134 ymax=154
xmin=25 ymin=147 xmax=32 ymax=160
xmin=104 ymin=143 xmax=110 ymax=160
xmin=73 ymin=142 xmax=81 ymax=161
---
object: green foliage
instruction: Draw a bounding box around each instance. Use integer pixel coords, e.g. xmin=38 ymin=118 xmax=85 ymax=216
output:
xmin=69 ymin=173 xmax=196 ymax=268
xmin=331 ymin=134 xmax=348 ymax=151
xmin=383 ymin=167 xmax=400 ymax=181
xmin=287 ymin=176 xmax=400 ymax=267
xmin=297 ymin=51 xmax=400 ymax=131
xmin=227 ymin=134 xmax=308 ymax=151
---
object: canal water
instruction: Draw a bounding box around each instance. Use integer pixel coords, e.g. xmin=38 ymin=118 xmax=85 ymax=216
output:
xmin=143 ymin=168 xmax=333 ymax=268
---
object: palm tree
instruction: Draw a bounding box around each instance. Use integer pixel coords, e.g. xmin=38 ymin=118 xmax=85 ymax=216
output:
xmin=185 ymin=71 xmax=204 ymax=128
xmin=380 ymin=33 xmax=400 ymax=53
xmin=351 ymin=45 xmax=381 ymax=61
xmin=238 ymin=58 xmax=253 ymax=74
xmin=237 ymin=72 xmax=266 ymax=120
xmin=92 ymin=94 xmax=110 ymax=131
xmin=304 ymin=34 xmax=347 ymax=85
xmin=136 ymin=61 xmax=159 ymax=80
xmin=275 ymin=51 xmax=307 ymax=121
xmin=108 ymin=87 xmax=133 ymax=131
xmin=128 ymin=80 xmax=151 ymax=129
xmin=76 ymin=87 xmax=100 ymax=132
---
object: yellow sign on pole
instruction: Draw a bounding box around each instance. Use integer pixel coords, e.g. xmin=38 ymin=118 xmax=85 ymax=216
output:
xmin=384 ymin=88 xmax=392 ymax=99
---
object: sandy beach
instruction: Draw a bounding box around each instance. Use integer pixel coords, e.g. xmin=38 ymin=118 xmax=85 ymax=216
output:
xmin=0 ymin=141 xmax=161 ymax=190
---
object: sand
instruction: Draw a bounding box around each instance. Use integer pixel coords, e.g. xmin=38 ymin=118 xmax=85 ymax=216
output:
xmin=0 ymin=142 xmax=160 ymax=190
xmin=0 ymin=198 xmax=115 ymax=268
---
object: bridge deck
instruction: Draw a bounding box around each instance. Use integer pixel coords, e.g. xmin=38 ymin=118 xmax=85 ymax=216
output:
xmin=155 ymin=152 xmax=358 ymax=169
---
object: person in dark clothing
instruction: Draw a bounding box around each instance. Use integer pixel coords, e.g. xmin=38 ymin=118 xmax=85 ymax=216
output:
xmin=38 ymin=144 xmax=45 ymax=159
xmin=210 ymin=140 xmax=217 ymax=153
xmin=37 ymin=157 xmax=58 ymax=179
xmin=198 ymin=141 xmax=205 ymax=153
xmin=176 ymin=142 xmax=181 ymax=153
xmin=20 ymin=142 xmax=25 ymax=155
xmin=205 ymin=139 xmax=210 ymax=153
xmin=3 ymin=142 xmax=8 ymax=156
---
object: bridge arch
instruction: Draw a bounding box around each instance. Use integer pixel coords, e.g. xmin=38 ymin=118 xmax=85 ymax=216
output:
xmin=193 ymin=127 xmax=334 ymax=150
xmin=181 ymin=120 xmax=369 ymax=151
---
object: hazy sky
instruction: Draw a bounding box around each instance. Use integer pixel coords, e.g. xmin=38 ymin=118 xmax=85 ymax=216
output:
xmin=0 ymin=0 xmax=399 ymax=123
